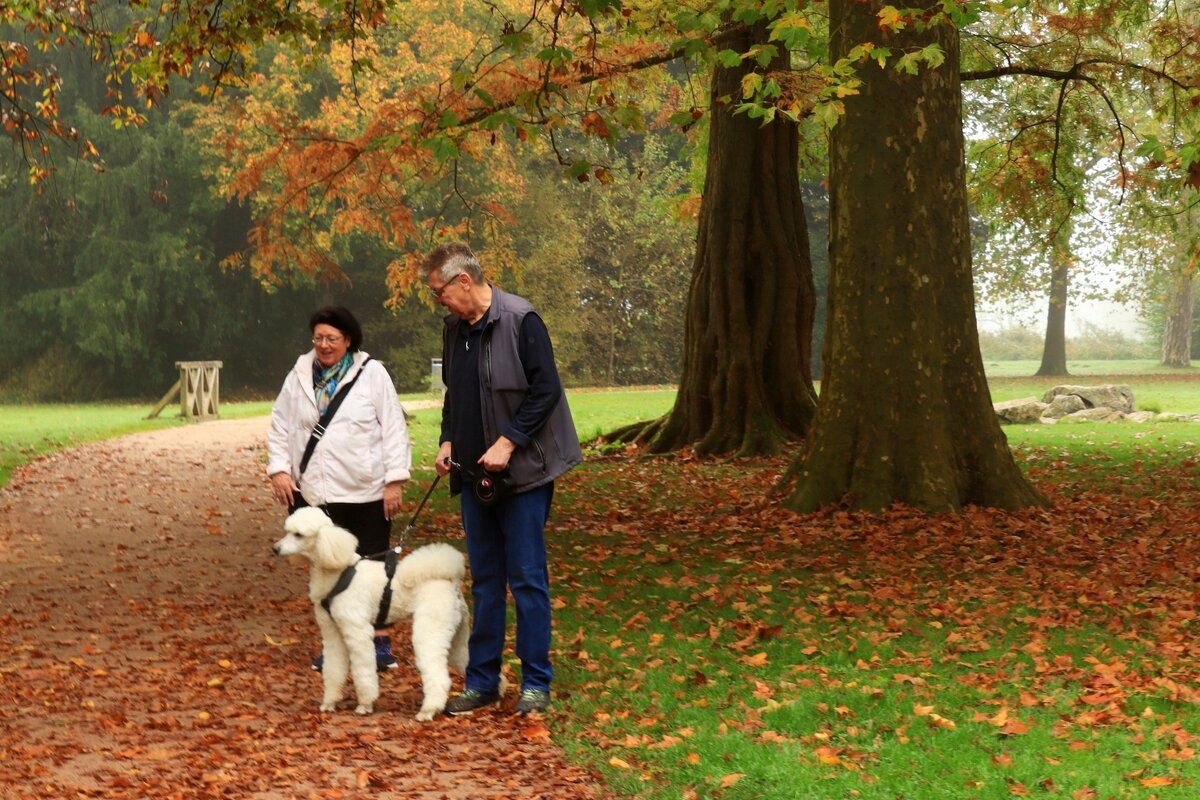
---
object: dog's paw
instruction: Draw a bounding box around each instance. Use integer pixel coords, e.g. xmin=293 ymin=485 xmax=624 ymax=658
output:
xmin=415 ymin=708 xmax=438 ymax=722
xmin=355 ymin=704 xmax=373 ymax=715
xmin=319 ymin=702 xmax=338 ymax=713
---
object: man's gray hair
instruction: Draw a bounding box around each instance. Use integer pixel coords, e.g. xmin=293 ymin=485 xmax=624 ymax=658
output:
xmin=422 ymin=242 xmax=485 ymax=284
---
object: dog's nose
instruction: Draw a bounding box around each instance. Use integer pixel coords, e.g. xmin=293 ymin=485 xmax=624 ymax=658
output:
xmin=272 ymin=544 xmax=281 ymax=555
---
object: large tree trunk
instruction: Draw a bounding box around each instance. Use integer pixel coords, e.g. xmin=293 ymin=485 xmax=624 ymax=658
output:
xmin=1036 ymin=231 xmax=1071 ymax=376
xmin=616 ymin=21 xmax=817 ymax=456
xmin=1161 ymin=267 xmax=1193 ymax=368
xmin=783 ymin=1 xmax=1045 ymax=512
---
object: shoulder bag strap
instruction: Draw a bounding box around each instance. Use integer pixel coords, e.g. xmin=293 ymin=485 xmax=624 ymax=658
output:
xmin=298 ymin=357 xmax=372 ymax=477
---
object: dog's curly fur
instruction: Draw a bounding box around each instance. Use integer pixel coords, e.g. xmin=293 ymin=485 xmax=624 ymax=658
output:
xmin=274 ymin=507 xmax=469 ymax=720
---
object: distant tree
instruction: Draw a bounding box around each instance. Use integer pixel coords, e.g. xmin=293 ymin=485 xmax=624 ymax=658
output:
xmin=512 ymin=136 xmax=694 ymax=387
xmin=1035 ymin=220 xmax=1073 ymax=376
xmin=1161 ymin=268 xmax=1195 ymax=368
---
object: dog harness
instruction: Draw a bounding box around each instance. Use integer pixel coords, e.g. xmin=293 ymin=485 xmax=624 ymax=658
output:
xmin=319 ymin=548 xmax=400 ymax=629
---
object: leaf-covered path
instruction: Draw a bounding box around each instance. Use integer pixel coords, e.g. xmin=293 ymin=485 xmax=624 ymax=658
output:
xmin=0 ymin=418 xmax=597 ymax=799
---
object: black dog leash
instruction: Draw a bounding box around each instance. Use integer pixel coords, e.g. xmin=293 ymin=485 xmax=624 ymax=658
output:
xmin=393 ymin=472 xmax=442 ymax=551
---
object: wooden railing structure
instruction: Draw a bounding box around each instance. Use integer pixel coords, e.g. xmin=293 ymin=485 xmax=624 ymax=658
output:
xmin=147 ymin=361 xmax=223 ymax=421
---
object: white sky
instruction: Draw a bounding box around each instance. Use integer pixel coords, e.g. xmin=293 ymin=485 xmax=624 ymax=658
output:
xmin=976 ymin=298 xmax=1145 ymax=339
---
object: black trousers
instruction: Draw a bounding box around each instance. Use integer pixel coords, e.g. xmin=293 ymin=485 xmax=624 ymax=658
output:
xmin=289 ymin=493 xmax=392 ymax=556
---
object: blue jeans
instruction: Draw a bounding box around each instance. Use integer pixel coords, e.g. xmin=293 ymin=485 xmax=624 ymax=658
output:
xmin=460 ymin=481 xmax=554 ymax=693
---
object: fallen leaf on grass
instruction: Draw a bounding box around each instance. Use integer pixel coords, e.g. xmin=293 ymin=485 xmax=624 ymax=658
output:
xmin=740 ymin=652 xmax=768 ymax=667
xmin=927 ymin=713 xmax=956 ymax=731
xmin=999 ymin=717 xmax=1031 ymax=737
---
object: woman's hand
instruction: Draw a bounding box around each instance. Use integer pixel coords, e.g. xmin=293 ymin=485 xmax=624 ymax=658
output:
xmin=383 ymin=480 xmax=405 ymax=520
xmin=269 ymin=472 xmax=298 ymax=507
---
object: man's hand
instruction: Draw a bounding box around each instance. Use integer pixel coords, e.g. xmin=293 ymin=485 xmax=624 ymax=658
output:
xmin=435 ymin=441 xmax=453 ymax=477
xmin=479 ymin=436 xmax=516 ymax=473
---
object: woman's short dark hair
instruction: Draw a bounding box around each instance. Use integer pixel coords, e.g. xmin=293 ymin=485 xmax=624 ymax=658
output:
xmin=309 ymin=305 xmax=363 ymax=350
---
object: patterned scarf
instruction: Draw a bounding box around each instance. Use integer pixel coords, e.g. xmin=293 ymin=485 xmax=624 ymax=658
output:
xmin=313 ymin=353 xmax=354 ymax=415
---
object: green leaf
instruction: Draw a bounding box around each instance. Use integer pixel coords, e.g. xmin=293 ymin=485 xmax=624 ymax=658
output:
xmin=429 ymin=135 xmax=459 ymax=164
xmin=611 ymin=104 xmax=645 ymax=132
xmin=716 ymin=49 xmax=742 ymax=68
xmin=1134 ymin=138 xmax=1167 ymax=163
xmin=920 ymin=43 xmax=946 ymax=70
xmin=537 ymin=45 xmax=574 ymax=65
xmin=473 ymin=86 xmax=495 ymax=107
xmin=501 ymin=30 xmax=533 ymax=53
xmin=740 ymin=72 xmax=763 ymax=100
xmin=752 ymin=44 xmax=779 ymax=68
xmin=668 ymin=109 xmax=698 ymax=128
xmin=478 ymin=110 xmax=519 ymax=131
xmin=566 ymin=160 xmax=592 ymax=180
xmin=813 ymin=100 xmax=844 ymax=130
xmin=578 ymin=0 xmax=622 ymax=16
xmin=438 ymin=110 xmax=460 ymax=129
xmin=731 ymin=7 xmax=763 ymax=25
xmin=895 ymin=52 xmax=921 ymax=75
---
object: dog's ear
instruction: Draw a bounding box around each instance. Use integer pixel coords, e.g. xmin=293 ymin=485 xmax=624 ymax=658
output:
xmin=312 ymin=523 xmax=360 ymax=570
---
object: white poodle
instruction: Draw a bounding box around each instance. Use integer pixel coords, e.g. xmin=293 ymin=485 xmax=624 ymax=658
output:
xmin=274 ymin=506 xmax=469 ymax=720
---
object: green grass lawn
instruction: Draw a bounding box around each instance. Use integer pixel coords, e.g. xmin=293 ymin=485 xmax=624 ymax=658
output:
xmin=0 ymin=405 xmax=177 ymax=488
xmin=981 ymin=359 xmax=1200 ymax=377
xmin=0 ymin=389 xmax=678 ymax=490
xmin=983 ymin=360 xmax=1200 ymax=413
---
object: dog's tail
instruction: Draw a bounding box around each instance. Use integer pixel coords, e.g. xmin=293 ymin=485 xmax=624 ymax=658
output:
xmin=395 ymin=542 xmax=466 ymax=588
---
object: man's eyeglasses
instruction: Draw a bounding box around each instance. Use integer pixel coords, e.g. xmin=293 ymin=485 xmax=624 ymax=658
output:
xmin=427 ymin=274 xmax=462 ymax=299
xmin=311 ymin=335 xmax=344 ymax=345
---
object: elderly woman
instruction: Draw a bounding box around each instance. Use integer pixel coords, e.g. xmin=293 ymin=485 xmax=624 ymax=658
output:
xmin=267 ymin=305 xmax=412 ymax=671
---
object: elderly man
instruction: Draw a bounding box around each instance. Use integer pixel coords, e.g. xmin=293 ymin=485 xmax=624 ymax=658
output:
xmin=422 ymin=242 xmax=581 ymax=716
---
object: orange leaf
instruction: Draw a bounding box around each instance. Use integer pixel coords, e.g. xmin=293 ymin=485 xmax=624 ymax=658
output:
xmin=720 ymin=773 xmax=745 ymax=788
xmin=999 ymin=717 xmax=1031 ymax=737
xmin=521 ymin=724 xmax=551 ymax=743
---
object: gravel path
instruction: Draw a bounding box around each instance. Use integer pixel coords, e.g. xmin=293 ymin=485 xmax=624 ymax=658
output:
xmin=0 ymin=415 xmax=597 ymax=799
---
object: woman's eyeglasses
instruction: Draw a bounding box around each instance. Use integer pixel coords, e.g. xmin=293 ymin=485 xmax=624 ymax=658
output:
xmin=311 ymin=335 xmax=344 ymax=345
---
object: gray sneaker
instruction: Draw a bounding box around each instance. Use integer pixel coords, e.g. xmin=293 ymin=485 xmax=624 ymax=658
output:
xmin=514 ymin=688 xmax=550 ymax=715
xmin=444 ymin=688 xmax=501 ymax=715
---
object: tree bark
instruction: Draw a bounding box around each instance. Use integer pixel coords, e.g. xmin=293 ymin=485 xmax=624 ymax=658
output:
xmin=1161 ymin=267 xmax=1193 ymax=368
xmin=615 ymin=21 xmax=818 ymax=456
xmin=783 ymin=1 xmax=1046 ymax=512
xmin=1036 ymin=232 xmax=1071 ymax=376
